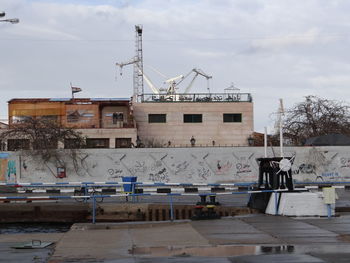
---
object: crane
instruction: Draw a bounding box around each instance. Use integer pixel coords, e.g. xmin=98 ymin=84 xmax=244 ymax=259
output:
xmin=180 ymin=68 xmax=212 ymax=94
xmin=116 ymin=59 xmax=160 ymax=94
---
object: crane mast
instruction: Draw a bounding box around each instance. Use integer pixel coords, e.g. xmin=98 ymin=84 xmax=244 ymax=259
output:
xmin=134 ymin=25 xmax=144 ymax=102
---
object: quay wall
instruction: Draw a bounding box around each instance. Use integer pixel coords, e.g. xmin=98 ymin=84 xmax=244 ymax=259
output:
xmin=1 ymin=146 xmax=350 ymax=184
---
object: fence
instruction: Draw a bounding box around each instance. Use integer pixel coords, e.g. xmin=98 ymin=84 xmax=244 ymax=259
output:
xmin=1 ymin=180 xmax=347 ymax=223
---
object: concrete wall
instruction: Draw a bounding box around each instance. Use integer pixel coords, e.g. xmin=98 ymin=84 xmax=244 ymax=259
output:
xmin=3 ymin=146 xmax=350 ymax=184
xmin=133 ymin=102 xmax=254 ymax=147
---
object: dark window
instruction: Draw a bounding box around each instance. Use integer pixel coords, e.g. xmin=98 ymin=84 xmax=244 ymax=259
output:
xmin=223 ymin=113 xmax=242 ymax=123
xmin=148 ymin=114 xmax=166 ymax=123
xmin=64 ymin=139 xmax=84 ymax=149
xmin=112 ymin=113 xmax=124 ymax=124
xmin=33 ymin=139 xmax=58 ymax=150
xmin=86 ymin=138 xmax=109 ymax=148
xmin=184 ymin=114 xmax=202 ymax=123
xmin=39 ymin=115 xmax=58 ymax=123
xmin=115 ymin=138 xmax=132 ymax=148
xmin=7 ymin=139 xmax=30 ymax=151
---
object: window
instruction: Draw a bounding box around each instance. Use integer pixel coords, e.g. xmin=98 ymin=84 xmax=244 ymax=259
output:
xmin=112 ymin=113 xmax=124 ymax=124
xmin=85 ymin=138 xmax=109 ymax=148
xmin=223 ymin=113 xmax=242 ymax=123
xmin=33 ymin=139 xmax=58 ymax=150
xmin=184 ymin=114 xmax=202 ymax=123
xmin=7 ymin=139 xmax=30 ymax=151
xmin=39 ymin=115 xmax=58 ymax=122
xmin=148 ymin=114 xmax=166 ymax=123
xmin=64 ymin=139 xmax=84 ymax=149
xmin=115 ymin=138 xmax=132 ymax=148
xmin=11 ymin=116 xmax=32 ymax=124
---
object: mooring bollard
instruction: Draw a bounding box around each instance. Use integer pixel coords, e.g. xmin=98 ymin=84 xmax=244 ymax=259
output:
xmin=197 ymin=194 xmax=207 ymax=205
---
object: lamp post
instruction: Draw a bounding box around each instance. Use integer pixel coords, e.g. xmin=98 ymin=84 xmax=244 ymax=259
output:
xmin=190 ymin=136 xmax=196 ymax=147
xmin=0 ymin=12 xmax=19 ymax=24
xmin=247 ymin=135 xmax=254 ymax=146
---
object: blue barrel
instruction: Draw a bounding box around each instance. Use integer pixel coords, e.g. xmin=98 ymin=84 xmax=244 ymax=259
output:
xmin=122 ymin=176 xmax=137 ymax=193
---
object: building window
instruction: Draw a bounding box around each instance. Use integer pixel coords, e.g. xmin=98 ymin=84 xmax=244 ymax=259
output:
xmin=67 ymin=110 xmax=94 ymax=123
xmin=184 ymin=114 xmax=202 ymax=123
xmin=223 ymin=113 xmax=242 ymax=123
xmin=112 ymin=113 xmax=124 ymax=124
xmin=11 ymin=116 xmax=32 ymax=124
xmin=33 ymin=139 xmax=58 ymax=150
xmin=39 ymin=115 xmax=59 ymax=123
xmin=148 ymin=114 xmax=166 ymax=123
xmin=115 ymin=138 xmax=132 ymax=148
xmin=7 ymin=139 xmax=30 ymax=151
xmin=85 ymin=138 xmax=109 ymax=148
xmin=64 ymin=139 xmax=84 ymax=149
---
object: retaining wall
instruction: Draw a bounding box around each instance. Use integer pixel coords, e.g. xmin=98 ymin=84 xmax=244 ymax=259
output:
xmin=1 ymin=146 xmax=350 ymax=184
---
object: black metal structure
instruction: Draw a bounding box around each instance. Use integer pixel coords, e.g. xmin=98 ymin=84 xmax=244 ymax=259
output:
xmin=256 ymin=157 xmax=294 ymax=191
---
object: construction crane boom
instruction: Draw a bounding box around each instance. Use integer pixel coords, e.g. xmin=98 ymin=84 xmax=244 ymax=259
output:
xmin=182 ymin=68 xmax=212 ymax=94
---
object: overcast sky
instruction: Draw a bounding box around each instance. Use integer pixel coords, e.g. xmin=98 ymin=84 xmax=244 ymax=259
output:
xmin=1 ymin=0 xmax=350 ymax=132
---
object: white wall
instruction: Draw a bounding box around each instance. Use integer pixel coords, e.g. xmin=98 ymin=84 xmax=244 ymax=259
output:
xmin=2 ymin=146 xmax=350 ymax=184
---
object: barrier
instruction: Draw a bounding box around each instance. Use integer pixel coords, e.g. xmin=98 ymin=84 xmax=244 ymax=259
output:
xmin=0 ymin=188 xmax=295 ymax=224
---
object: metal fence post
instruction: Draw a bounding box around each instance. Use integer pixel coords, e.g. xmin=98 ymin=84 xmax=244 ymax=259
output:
xmin=84 ymin=183 xmax=89 ymax=203
xmin=169 ymin=194 xmax=174 ymax=221
xmin=274 ymin=191 xmax=279 ymax=216
xmin=92 ymin=195 xmax=96 ymax=224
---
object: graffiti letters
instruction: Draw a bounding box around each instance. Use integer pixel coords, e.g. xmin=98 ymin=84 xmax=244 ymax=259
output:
xmin=130 ymin=161 xmax=147 ymax=175
xmin=175 ymin=161 xmax=189 ymax=175
xmin=236 ymin=162 xmax=252 ymax=174
xmin=293 ymin=163 xmax=316 ymax=175
xmin=340 ymin=158 xmax=350 ymax=168
xmin=107 ymin=168 xmax=123 ymax=178
xmin=216 ymin=161 xmax=233 ymax=174
xmin=148 ymin=168 xmax=170 ymax=183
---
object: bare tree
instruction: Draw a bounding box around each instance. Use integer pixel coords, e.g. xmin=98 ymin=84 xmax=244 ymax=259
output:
xmin=0 ymin=118 xmax=87 ymax=174
xmin=280 ymin=96 xmax=350 ymax=145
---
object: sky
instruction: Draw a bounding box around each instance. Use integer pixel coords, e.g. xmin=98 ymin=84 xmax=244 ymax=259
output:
xmin=1 ymin=0 xmax=350 ymax=132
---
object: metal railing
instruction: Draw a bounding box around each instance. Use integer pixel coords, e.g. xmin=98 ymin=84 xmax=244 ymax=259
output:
xmin=140 ymin=93 xmax=252 ymax=103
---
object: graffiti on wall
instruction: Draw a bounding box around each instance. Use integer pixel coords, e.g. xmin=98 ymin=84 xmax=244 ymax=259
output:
xmin=0 ymin=153 xmax=16 ymax=182
xmin=16 ymin=146 xmax=350 ymax=184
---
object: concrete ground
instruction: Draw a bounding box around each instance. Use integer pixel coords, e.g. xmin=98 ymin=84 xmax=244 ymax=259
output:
xmin=2 ymin=214 xmax=350 ymax=262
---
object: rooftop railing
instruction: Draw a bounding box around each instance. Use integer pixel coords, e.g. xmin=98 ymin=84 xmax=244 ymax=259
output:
xmin=139 ymin=93 xmax=252 ymax=103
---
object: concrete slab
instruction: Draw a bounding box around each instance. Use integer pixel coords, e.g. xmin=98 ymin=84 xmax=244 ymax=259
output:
xmin=230 ymin=254 xmax=325 ymax=263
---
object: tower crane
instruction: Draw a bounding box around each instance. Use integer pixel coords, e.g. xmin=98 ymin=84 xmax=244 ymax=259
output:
xmin=116 ymin=59 xmax=160 ymax=94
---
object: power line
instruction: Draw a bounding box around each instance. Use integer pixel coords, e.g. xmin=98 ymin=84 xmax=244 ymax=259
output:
xmin=0 ymin=33 xmax=349 ymax=43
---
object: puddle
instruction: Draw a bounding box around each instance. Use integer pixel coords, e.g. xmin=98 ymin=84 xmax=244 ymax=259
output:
xmin=0 ymin=223 xmax=72 ymax=234
xmin=131 ymin=245 xmax=295 ymax=257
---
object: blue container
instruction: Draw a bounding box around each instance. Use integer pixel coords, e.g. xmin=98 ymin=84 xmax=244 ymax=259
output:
xmin=122 ymin=176 xmax=137 ymax=193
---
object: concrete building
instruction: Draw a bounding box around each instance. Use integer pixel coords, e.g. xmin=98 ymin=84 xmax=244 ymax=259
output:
xmin=134 ymin=92 xmax=254 ymax=147
xmin=6 ymin=98 xmax=137 ymax=150
xmin=2 ymin=91 xmax=254 ymax=149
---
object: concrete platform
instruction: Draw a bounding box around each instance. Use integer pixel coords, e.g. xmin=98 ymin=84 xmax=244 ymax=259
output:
xmin=2 ymin=214 xmax=350 ymax=262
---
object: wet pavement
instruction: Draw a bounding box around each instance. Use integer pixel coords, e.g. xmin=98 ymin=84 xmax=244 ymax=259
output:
xmin=2 ymin=189 xmax=350 ymax=262
xmin=0 ymin=214 xmax=345 ymax=262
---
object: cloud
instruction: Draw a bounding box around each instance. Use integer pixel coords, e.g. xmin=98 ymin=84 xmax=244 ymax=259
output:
xmin=1 ymin=0 xmax=350 ymax=131
xmin=251 ymin=29 xmax=324 ymax=50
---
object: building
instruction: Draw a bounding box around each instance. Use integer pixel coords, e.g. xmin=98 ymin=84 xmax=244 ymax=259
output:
xmin=5 ymin=98 xmax=137 ymax=150
xmin=133 ymin=92 xmax=254 ymax=147
xmin=2 ymin=91 xmax=254 ymax=150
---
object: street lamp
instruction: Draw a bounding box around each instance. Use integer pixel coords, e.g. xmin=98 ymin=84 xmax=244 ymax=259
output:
xmin=0 ymin=12 xmax=19 ymax=24
xmin=247 ymin=136 xmax=254 ymax=146
xmin=190 ymin=136 xmax=196 ymax=147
